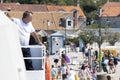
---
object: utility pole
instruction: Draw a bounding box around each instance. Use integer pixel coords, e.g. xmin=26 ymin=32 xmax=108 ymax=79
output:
xmin=98 ymin=8 xmax=102 ymax=72
xmin=98 ymin=16 xmax=102 ymax=72
xmin=65 ymin=24 xmax=67 ymax=55
xmin=59 ymin=18 xmax=67 ymax=54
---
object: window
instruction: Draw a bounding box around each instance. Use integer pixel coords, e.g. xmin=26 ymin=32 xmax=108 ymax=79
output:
xmin=68 ymin=20 xmax=72 ymax=26
xmin=66 ymin=19 xmax=73 ymax=28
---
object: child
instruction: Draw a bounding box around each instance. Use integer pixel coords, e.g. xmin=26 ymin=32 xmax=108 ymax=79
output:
xmin=57 ymin=66 xmax=62 ymax=79
xmin=51 ymin=65 xmax=56 ymax=80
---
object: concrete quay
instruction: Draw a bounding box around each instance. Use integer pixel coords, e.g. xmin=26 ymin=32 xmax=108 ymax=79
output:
xmin=49 ymin=51 xmax=84 ymax=70
xmin=49 ymin=51 xmax=120 ymax=80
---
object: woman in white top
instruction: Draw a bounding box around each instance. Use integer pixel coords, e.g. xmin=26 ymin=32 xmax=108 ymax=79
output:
xmin=78 ymin=64 xmax=89 ymax=80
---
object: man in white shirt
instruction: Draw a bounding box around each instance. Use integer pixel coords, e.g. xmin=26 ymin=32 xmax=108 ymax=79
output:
xmin=12 ymin=11 xmax=42 ymax=46
xmin=12 ymin=11 xmax=43 ymax=70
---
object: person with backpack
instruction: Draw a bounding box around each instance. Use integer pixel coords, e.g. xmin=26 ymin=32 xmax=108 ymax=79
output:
xmin=57 ymin=66 xmax=62 ymax=79
xmin=51 ymin=65 xmax=57 ymax=80
xmin=108 ymin=55 xmax=114 ymax=74
xmin=101 ymin=57 xmax=108 ymax=73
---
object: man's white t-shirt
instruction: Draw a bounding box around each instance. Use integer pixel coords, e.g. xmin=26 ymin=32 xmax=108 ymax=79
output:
xmin=13 ymin=18 xmax=35 ymax=46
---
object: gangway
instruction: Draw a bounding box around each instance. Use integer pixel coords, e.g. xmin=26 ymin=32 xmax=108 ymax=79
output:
xmin=22 ymin=45 xmax=46 ymax=80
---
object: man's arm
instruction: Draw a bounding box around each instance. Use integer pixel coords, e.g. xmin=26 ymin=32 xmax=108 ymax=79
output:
xmin=31 ymin=32 xmax=44 ymax=45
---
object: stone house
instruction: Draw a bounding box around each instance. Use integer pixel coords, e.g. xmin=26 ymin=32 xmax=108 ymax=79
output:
xmin=0 ymin=3 xmax=86 ymax=32
xmin=100 ymin=2 xmax=120 ymax=32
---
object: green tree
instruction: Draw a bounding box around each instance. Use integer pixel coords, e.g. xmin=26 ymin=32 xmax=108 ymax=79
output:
xmin=37 ymin=0 xmax=47 ymax=4
xmin=65 ymin=0 xmax=75 ymax=5
xmin=58 ymin=0 xmax=66 ymax=5
xmin=108 ymin=32 xmax=120 ymax=45
xmin=17 ymin=0 xmax=32 ymax=4
xmin=80 ymin=0 xmax=98 ymax=25
xmin=79 ymin=30 xmax=96 ymax=45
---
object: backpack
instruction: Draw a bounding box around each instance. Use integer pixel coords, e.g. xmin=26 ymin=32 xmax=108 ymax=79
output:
xmin=101 ymin=62 xmax=106 ymax=66
xmin=51 ymin=69 xmax=56 ymax=76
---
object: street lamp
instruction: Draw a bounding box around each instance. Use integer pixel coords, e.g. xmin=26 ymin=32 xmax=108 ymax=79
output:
xmin=106 ymin=18 xmax=110 ymax=41
xmin=102 ymin=14 xmax=110 ymax=40
xmin=59 ymin=18 xmax=67 ymax=54
xmin=65 ymin=24 xmax=67 ymax=55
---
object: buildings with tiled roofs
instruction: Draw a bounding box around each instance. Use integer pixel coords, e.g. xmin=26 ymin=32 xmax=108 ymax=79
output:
xmin=100 ymin=2 xmax=120 ymax=29
xmin=0 ymin=3 xmax=86 ymax=32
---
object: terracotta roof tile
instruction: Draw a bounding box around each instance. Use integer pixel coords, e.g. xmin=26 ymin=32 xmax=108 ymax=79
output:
xmin=47 ymin=5 xmax=86 ymax=18
xmin=0 ymin=3 xmax=48 ymax=11
xmin=1 ymin=3 xmax=86 ymax=30
xmin=101 ymin=2 xmax=120 ymax=17
xmin=0 ymin=3 xmax=85 ymax=18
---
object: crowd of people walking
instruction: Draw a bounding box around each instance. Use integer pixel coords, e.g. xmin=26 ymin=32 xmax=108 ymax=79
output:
xmin=4 ymin=10 xmax=120 ymax=80
xmin=50 ymin=48 xmax=98 ymax=80
xmin=101 ymin=50 xmax=119 ymax=74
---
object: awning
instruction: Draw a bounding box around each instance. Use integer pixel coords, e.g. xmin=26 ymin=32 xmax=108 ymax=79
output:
xmin=38 ymin=30 xmax=48 ymax=37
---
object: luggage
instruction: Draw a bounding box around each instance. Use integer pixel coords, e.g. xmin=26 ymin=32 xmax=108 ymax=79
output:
xmin=65 ymin=55 xmax=70 ymax=63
